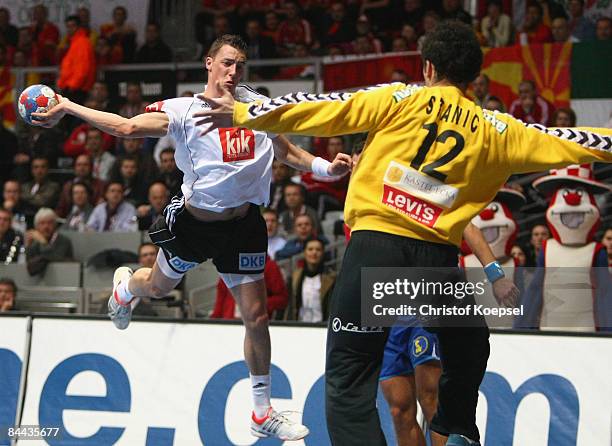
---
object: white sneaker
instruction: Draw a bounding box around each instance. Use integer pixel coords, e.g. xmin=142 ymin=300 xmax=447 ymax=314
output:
xmin=107 ymin=267 xmax=134 ymax=330
xmin=251 ymin=407 xmax=309 ymax=441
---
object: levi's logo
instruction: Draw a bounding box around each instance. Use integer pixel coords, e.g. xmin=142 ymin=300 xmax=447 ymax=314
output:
xmin=145 ymin=101 xmax=164 ymax=112
xmin=219 ymin=127 xmax=255 ymax=162
xmin=382 ymin=184 xmax=442 ymax=228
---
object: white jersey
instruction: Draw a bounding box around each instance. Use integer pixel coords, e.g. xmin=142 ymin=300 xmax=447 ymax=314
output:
xmin=146 ymin=85 xmax=275 ymax=212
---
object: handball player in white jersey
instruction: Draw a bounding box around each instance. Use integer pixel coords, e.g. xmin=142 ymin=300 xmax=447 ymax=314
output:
xmin=32 ymin=34 xmax=351 ymax=441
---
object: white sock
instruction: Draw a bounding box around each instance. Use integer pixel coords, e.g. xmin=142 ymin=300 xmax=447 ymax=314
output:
xmin=250 ymin=374 xmax=271 ymax=418
xmin=115 ymin=280 xmax=133 ymax=305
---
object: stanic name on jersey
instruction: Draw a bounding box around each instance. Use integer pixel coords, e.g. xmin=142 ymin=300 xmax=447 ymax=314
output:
xmin=382 ymin=184 xmax=442 ymax=228
xmin=426 ymin=95 xmax=479 ymax=133
xmin=219 ymin=127 xmax=255 ymax=162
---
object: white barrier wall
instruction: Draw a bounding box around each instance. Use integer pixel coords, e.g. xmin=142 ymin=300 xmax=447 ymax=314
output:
xmin=0 ymin=316 xmax=610 ymax=446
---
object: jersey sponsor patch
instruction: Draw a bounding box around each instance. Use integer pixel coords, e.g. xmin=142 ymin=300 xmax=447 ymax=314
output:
xmin=219 ymin=127 xmax=256 ymax=162
xmin=169 ymin=256 xmax=198 ymax=273
xmin=482 ymin=110 xmax=508 ymax=134
xmin=383 ymin=184 xmax=442 ymax=228
xmin=384 ymin=161 xmax=458 ymax=208
xmin=145 ymin=101 xmax=165 ymax=113
xmin=412 ymin=335 xmax=429 ymax=357
xmin=239 ymin=252 xmax=266 ymax=271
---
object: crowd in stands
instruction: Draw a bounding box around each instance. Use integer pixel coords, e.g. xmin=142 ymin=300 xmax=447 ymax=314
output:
xmin=0 ymin=1 xmax=611 ymax=325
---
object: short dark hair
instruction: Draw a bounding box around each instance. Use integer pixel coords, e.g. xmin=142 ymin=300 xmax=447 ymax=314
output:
xmin=421 ymin=20 xmax=483 ymax=86
xmin=0 ymin=277 xmax=17 ymax=294
xmin=262 ymin=207 xmax=278 ymax=217
xmin=65 ymin=15 xmax=80 ymax=26
xmin=160 ymin=147 xmax=175 ymax=157
xmin=284 ymin=182 xmax=306 ymax=197
xmin=207 ymin=34 xmax=248 ymax=58
xmin=105 ymin=181 xmax=124 ymax=193
xmin=303 ymin=237 xmax=325 ymax=250
xmin=71 ymin=180 xmax=92 ymax=197
xmin=138 ymin=242 xmax=158 ymax=255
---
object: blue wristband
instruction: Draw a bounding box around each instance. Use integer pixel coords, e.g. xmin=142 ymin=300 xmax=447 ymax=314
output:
xmin=484 ymin=261 xmax=505 ymax=283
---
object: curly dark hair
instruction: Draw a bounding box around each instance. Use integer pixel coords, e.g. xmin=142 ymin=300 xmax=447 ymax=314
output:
xmin=421 ymin=20 xmax=483 ymax=87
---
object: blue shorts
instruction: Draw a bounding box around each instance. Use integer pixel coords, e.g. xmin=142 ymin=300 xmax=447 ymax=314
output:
xmin=379 ymin=325 xmax=440 ymax=381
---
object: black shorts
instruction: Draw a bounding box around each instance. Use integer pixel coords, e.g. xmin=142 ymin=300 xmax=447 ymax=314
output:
xmin=148 ymin=196 xmax=268 ymax=276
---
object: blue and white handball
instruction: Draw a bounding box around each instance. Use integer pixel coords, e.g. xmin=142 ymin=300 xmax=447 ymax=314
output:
xmin=18 ymin=84 xmax=59 ymax=125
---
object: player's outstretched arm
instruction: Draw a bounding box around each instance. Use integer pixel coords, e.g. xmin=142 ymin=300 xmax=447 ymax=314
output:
xmin=463 ymin=222 xmax=519 ymax=308
xmin=272 ymin=136 xmax=351 ymax=177
xmin=32 ymin=95 xmax=169 ymax=138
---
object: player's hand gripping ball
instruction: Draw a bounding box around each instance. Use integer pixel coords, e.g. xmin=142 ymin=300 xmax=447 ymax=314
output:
xmin=18 ymin=84 xmax=59 ymax=125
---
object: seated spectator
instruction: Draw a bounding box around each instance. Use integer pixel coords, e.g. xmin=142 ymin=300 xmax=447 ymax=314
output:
xmin=25 ymin=208 xmax=73 ymax=275
xmin=276 ymin=214 xmax=328 ymax=260
xmin=262 ymin=11 xmax=280 ymax=42
xmin=399 ymin=24 xmax=418 ymax=50
xmin=86 ymin=127 xmax=116 ymax=182
xmin=56 ymin=154 xmax=106 ymax=218
xmin=601 ymin=227 xmax=612 ymax=267
xmin=57 ymin=14 xmax=96 ymax=106
xmin=0 ymin=112 xmax=18 ymax=182
xmin=438 ymin=0 xmax=472 ymax=25
xmin=110 ymin=156 xmax=147 ymax=206
xmin=484 ymin=95 xmax=506 ymax=112
xmin=417 ymin=11 xmax=440 ymax=51
xmin=0 ymin=277 xmax=17 ymax=312
xmin=135 ymin=22 xmax=172 ymax=63
xmin=289 ymin=238 xmax=335 ymax=322
xmin=481 ymin=0 xmax=512 ymax=47
xmin=275 ymin=43 xmax=315 ymax=79
xmin=244 ymin=19 xmax=277 ymax=79
xmin=301 ymin=136 xmax=349 ymax=220
xmin=517 ymin=3 xmax=552 ymax=45
xmin=63 ymin=106 xmax=115 ymax=157
xmin=279 ymin=183 xmax=321 ymax=235
xmin=277 ymin=1 xmax=313 ymax=56
xmin=156 ymin=148 xmax=182 ymax=196
xmin=119 ymin=82 xmax=149 ymax=119
xmin=263 ymin=208 xmax=286 ymax=260
xmin=113 ymin=137 xmax=159 ymax=185
xmin=551 ymin=16 xmax=577 ymax=43
xmin=88 ymin=81 xmax=116 ymax=113
xmin=16 ymin=26 xmax=40 ymax=66
xmin=596 ymin=17 xmax=611 ymax=41
xmin=353 ymin=15 xmax=382 ymax=53
xmin=269 ymin=159 xmax=295 ymax=213
xmin=137 ymin=181 xmax=169 ymax=230
xmin=21 ymin=157 xmax=61 ymax=210
xmin=100 ymin=6 xmax=137 ymax=62
xmin=552 ymin=107 xmax=577 ymax=127
xmin=16 ymin=125 xmax=63 ymax=179
xmin=320 ymin=2 xmax=356 ymax=49
xmin=472 ymin=74 xmax=491 ymax=108
xmin=29 ymin=4 xmax=59 ymax=65
xmin=0 ymin=8 xmax=18 ymax=47
xmin=95 ymin=36 xmax=123 ymax=65
xmin=390 ymin=36 xmax=409 ymax=52
xmin=86 ymin=182 xmax=137 ymax=232
xmin=211 ymin=256 xmax=288 ymax=319
xmin=509 ymin=80 xmax=554 ymax=125
xmin=510 ymin=244 xmax=527 ymax=267
xmin=568 ymin=0 xmax=596 ymax=41
xmin=3 ymin=180 xmax=33 ymax=232
xmin=397 ymin=1 xmax=425 ymax=35
xmin=0 ymin=208 xmax=23 ymax=263
xmin=525 ymin=223 xmax=550 ymax=267
xmin=64 ymin=181 xmax=94 ymax=231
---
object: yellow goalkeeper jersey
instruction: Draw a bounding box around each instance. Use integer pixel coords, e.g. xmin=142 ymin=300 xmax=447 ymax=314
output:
xmin=234 ymin=83 xmax=612 ymax=247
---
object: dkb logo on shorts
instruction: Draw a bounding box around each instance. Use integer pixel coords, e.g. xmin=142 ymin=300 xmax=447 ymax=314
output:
xmin=169 ymin=256 xmax=198 ymax=273
xmin=239 ymin=253 xmax=265 ymax=271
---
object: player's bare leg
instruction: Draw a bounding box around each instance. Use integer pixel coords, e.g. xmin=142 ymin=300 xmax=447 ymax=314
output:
xmin=108 ymin=251 xmax=182 ymax=330
xmin=381 ymin=375 xmax=426 ymax=446
xmin=228 ymin=277 xmax=309 ymax=441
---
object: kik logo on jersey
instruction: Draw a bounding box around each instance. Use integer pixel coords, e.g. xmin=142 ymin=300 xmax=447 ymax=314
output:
xmin=219 ymin=128 xmax=256 ymax=162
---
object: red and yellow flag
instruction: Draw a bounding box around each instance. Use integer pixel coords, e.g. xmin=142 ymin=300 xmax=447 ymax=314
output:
xmin=480 ymin=42 xmax=572 ymax=110
xmin=0 ymin=65 xmax=16 ymax=129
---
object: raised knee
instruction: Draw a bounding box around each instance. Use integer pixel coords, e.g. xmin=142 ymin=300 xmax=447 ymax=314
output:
xmin=389 ymin=403 xmax=416 ymax=422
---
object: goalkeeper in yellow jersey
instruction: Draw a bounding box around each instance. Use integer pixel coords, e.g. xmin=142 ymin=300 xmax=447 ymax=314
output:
xmin=194 ymin=21 xmax=612 ymax=446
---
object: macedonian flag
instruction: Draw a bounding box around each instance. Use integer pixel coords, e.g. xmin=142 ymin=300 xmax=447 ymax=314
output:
xmin=480 ymin=42 xmax=572 ymax=110
xmin=0 ymin=65 xmax=16 ymax=129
